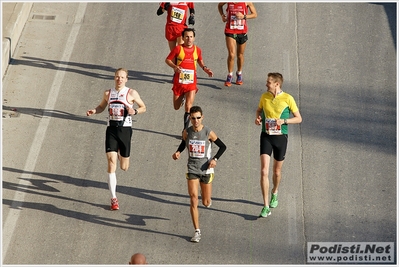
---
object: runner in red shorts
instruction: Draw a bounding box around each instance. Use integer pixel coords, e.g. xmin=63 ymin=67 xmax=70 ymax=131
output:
xmin=165 ymin=28 xmax=214 ymax=132
xmin=157 ymin=2 xmax=195 ymax=51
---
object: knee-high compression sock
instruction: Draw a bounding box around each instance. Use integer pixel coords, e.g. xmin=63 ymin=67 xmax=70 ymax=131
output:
xmin=108 ymin=173 xmax=117 ymax=199
xmin=184 ymin=112 xmax=190 ymax=130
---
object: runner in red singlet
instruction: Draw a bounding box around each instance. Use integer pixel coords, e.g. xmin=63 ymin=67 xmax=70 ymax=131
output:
xmin=165 ymin=28 xmax=213 ymax=132
xmin=157 ymin=2 xmax=195 ymax=51
xmin=218 ymin=2 xmax=257 ymax=86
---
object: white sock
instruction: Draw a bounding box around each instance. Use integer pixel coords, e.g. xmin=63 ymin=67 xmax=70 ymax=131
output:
xmin=108 ymin=173 xmax=117 ymax=199
xmin=236 ymin=71 xmax=242 ymax=75
xmin=195 ymin=229 xmax=201 ymax=233
xmin=228 ymin=72 xmax=233 ymax=76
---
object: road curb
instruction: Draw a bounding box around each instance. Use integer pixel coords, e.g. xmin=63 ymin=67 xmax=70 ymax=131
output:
xmin=2 ymin=2 xmax=33 ymax=78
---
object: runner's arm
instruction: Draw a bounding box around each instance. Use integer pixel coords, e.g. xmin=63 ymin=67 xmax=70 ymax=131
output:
xmin=157 ymin=3 xmax=169 ymax=15
xmin=246 ymin=2 xmax=257 ymax=19
xmin=209 ymin=131 xmax=226 ymax=160
xmin=130 ymin=89 xmax=146 ymax=115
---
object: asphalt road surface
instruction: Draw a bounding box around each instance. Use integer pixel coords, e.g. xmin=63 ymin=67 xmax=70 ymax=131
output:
xmin=2 ymin=2 xmax=396 ymax=265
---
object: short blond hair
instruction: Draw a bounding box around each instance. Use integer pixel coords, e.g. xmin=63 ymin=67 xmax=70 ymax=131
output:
xmin=115 ymin=68 xmax=128 ymax=78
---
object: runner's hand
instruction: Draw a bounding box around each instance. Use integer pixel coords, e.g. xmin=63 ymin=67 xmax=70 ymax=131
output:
xmin=172 ymin=152 xmax=180 ymax=160
xmin=255 ymin=115 xmax=262 ymax=125
xmin=204 ymin=67 xmax=213 ymax=77
xmin=125 ymin=106 xmax=135 ymax=115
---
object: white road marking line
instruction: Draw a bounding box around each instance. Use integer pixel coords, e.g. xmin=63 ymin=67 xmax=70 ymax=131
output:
xmin=287 ymin=194 xmax=298 ymax=244
xmin=2 ymin=3 xmax=87 ymax=261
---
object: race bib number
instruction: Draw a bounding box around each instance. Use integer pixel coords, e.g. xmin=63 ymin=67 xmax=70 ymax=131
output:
xmin=109 ymin=103 xmax=125 ymax=121
xmin=170 ymin=6 xmax=185 ymax=23
xmin=265 ymin=119 xmax=282 ymax=135
xmin=189 ymin=140 xmax=205 ymax=158
xmin=229 ymin=14 xmax=245 ymax=30
xmin=124 ymin=115 xmax=132 ymax=125
xmin=179 ymin=69 xmax=194 ymax=84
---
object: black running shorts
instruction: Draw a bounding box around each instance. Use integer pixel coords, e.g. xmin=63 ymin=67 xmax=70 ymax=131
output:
xmin=260 ymin=132 xmax=288 ymax=161
xmin=225 ymin=33 xmax=248 ymax=45
xmin=186 ymin=173 xmax=214 ymax=184
xmin=105 ymin=126 xmax=133 ymax=157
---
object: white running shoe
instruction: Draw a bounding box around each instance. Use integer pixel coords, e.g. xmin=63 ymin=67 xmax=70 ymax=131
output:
xmin=204 ymin=199 xmax=212 ymax=208
xmin=191 ymin=230 xmax=201 ymax=243
xmin=180 ymin=95 xmax=185 ymax=107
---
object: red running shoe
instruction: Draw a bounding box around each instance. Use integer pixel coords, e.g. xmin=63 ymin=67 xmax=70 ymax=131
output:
xmin=236 ymin=73 xmax=243 ymax=85
xmin=224 ymin=74 xmax=233 ymax=87
xmin=111 ymin=198 xmax=119 ymax=210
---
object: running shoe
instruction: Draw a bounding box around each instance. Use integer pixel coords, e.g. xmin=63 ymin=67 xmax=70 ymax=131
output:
xmin=270 ymin=193 xmax=278 ymax=208
xmin=111 ymin=198 xmax=119 ymax=210
xmin=180 ymin=95 xmax=185 ymax=107
xmin=236 ymin=73 xmax=243 ymax=85
xmin=191 ymin=230 xmax=201 ymax=242
xmin=224 ymin=74 xmax=233 ymax=87
xmin=259 ymin=206 xmax=271 ymax=218
xmin=204 ymin=199 xmax=212 ymax=208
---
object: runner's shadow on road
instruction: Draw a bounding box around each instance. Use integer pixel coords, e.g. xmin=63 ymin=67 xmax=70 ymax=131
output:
xmin=2 ymin=198 xmax=188 ymax=240
xmin=199 ymin=198 xmax=261 ymax=221
xmin=11 ymin=56 xmax=225 ymax=88
xmin=132 ymin=127 xmax=181 ymax=139
xmin=125 ymin=214 xmax=169 ymax=226
xmin=2 ymin=105 xmax=107 ymax=125
xmin=11 ymin=56 xmax=226 ymax=90
xmin=2 ymin=106 xmax=182 ymax=139
xmin=204 ymin=207 xmax=259 ymax=221
xmin=3 ymin=167 xmax=261 ymax=223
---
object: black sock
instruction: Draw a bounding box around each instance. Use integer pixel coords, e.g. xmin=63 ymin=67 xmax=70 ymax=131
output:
xmin=184 ymin=112 xmax=190 ymax=130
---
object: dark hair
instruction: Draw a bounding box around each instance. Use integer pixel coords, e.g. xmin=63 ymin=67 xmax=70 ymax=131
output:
xmin=190 ymin=105 xmax=202 ymax=115
xmin=182 ymin=28 xmax=196 ymax=37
